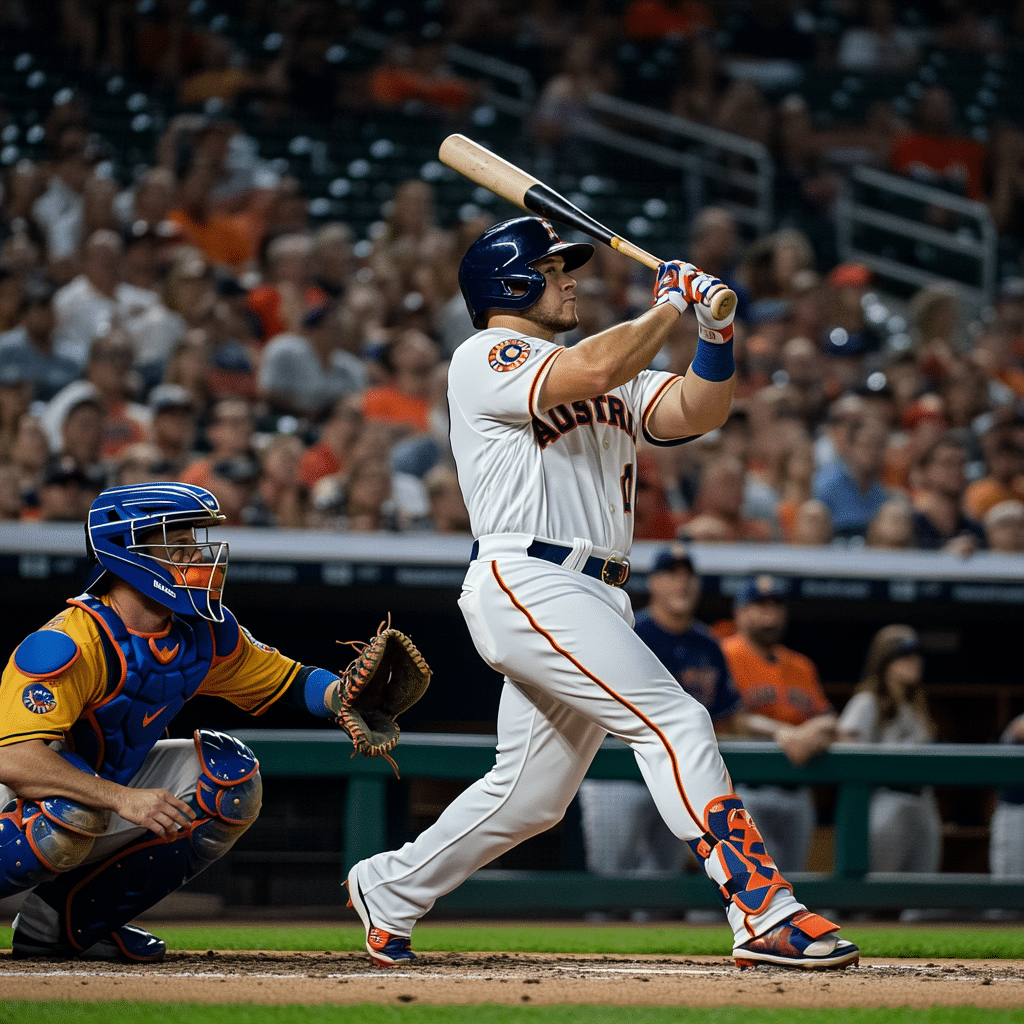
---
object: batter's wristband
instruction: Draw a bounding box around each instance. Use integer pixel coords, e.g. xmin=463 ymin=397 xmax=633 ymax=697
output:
xmin=691 ymin=335 xmax=735 ymax=382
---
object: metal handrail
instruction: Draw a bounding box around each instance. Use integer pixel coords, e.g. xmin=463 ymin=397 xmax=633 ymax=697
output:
xmin=836 ymin=164 xmax=998 ymax=306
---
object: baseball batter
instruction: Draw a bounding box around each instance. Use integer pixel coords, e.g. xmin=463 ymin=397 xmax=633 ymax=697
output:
xmin=346 ymin=216 xmax=859 ymax=970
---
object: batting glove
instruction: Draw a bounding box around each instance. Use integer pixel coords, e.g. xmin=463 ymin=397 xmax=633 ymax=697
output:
xmin=651 ymin=261 xmax=689 ymax=315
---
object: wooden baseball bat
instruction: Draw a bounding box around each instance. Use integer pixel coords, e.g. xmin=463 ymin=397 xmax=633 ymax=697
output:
xmin=438 ymin=133 xmax=737 ymax=323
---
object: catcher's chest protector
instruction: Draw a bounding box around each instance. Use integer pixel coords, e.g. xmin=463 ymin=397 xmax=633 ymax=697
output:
xmin=66 ymin=595 xmax=229 ymax=784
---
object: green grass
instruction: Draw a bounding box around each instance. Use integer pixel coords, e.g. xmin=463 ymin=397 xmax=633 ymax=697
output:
xmin=3 ymin=1007 xmax=1024 ymax=1024
xmin=2 ymin=923 xmax=1024 ymax=959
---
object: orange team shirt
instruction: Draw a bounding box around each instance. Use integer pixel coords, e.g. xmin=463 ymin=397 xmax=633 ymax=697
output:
xmin=167 ymin=209 xmax=253 ymax=270
xmin=890 ymin=131 xmax=986 ymax=201
xmin=246 ymin=283 xmax=329 ymax=341
xmin=721 ymin=633 xmax=832 ymax=726
xmin=362 ymin=386 xmax=431 ymax=433
xmin=297 ymin=441 xmax=342 ymax=490
xmin=963 ymin=476 xmax=1024 ymax=520
xmin=623 ymin=0 xmax=715 ymax=40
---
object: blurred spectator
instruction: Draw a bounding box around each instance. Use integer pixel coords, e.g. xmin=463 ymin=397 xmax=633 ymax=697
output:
xmin=179 ymin=33 xmax=269 ymax=108
xmin=714 ymin=79 xmax=773 ymax=154
xmin=682 ymin=455 xmax=773 ymax=542
xmin=530 ymin=36 xmax=616 ymax=175
xmin=838 ymin=625 xmax=942 ymax=877
xmin=814 ymin=392 xmax=866 ymax=469
xmin=114 ymin=442 xmax=177 ymax=486
xmin=813 ymin=417 xmax=895 ymax=540
xmin=114 ymin=166 xmax=176 ymax=232
xmin=121 ymin=221 xmax=165 ymax=293
xmin=423 ymin=464 xmax=471 ymax=534
xmin=134 ymin=0 xmax=208 ymax=88
xmin=311 ymin=223 xmax=355 ymax=300
xmin=148 ymin=383 xmax=198 ymax=475
xmin=203 ymin=297 xmax=259 ymax=401
xmin=297 ymin=396 xmax=364 ymax=492
xmin=633 ymin=451 xmax=683 ymax=540
xmin=983 ymin=499 xmax=1024 ymax=553
xmin=126 ymin=248 xmax=215 ymax=384
xmin=778 ymin=336 xmax=828 ymax=425
xmin=0 ymin=460 xmax=22 ymax=519
xmin=309 ymin=454 xmax=401 ymax=533
xmin=773 ymin=440 xmax=815 ymax=540
xmin=362 ymin=329 xmax=440 ymax=439
xmin=835 ymin=0 xmax=919 ymax=73
xmin=668 ymin=33 xmax=725 ymax=125
xmin=0 ymin=268 xmax=25 ymax=334
xmin=0 ymin=280 xmax=79 ymax=402
xmin=891 ymin=86 xmax=986 ymax=202
xmin=206 ymin=453 xmax=262 ymax=527
xmin=31 ymin=122 xmax=96 ymax=280
xmin=81 ymin=174 xmax=120 ymax=240
xmin=389 ymin=362 xmax=454 ymax=479
xmin=35 ymin=453 xmax=102 ymax=522
xmin=83 ymin=329 xmax=151 ymax=459
xmin=259 ymin=304 xmax=368 ymax=419
xmin=865 ymin=497 xmax=916 ymax=549
xmin=40 ymin=381 xmax=107 ymax=485
xmin=962 ymin=438 xmax=1024 ymax=520
xmin=7 ymin=413 xmax=48 ymax=509
xmin=910 ymin=433 xmax=986 ymax=553
xmin=246 ymin=233 xmax=329 ymax=341
xmin=180 ymin=397 xmax=255 ymax=490
xmin=250 ymin=433 xmax=306 ymax=529
xmin=987 ymin=123 xmax=1024 ymax=236
xmin=52 ymin=229 xmax=157 ymax=367
xmin=723 ymin=574 xmax=837 ymax=872
xmin=162 ymin=330 xmax=213 ymax=411
xmin=790 ymin=498 xmax=833 ymax=546
xmin=622 ymin=0 xmax=714 ymax=40
xmin=368 ymin=34 xmax=482 ymax=116
xmin=989 ymin=712 xmax=1024 ymax=896
xmin=168 ymin=158 xmax=252 ymax=271
xmin=724 ymin=0 xmax=817 ymax=63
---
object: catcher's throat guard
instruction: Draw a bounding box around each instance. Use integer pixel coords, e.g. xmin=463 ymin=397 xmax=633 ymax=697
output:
xmin=328 ymin=620 xmax=432 ymax=775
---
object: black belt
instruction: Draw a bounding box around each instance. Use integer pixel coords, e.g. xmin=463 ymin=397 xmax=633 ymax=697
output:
xmin=469 ymin=539 xmax=630 ymax=587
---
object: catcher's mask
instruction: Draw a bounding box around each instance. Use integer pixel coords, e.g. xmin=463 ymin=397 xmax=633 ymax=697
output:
xmin=85 ymin=482 xmax=229 ymax=622
xmin=458 ymin=216 xmax=594 ymax=329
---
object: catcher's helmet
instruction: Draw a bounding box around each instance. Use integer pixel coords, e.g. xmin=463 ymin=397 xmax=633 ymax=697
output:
xmin=458 ymin=216 xmax=594 ymax=329
xmin=85 ymin=482 xmax=229 ymax=621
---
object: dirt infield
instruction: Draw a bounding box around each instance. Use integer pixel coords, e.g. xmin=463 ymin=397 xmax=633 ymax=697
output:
xmin=4 ymin=951 xmax=1024 ymax=1007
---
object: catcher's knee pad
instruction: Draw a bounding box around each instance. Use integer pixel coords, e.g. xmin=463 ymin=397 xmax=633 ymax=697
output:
xmin=28 ymin=729 xmax=261 ymax=954
xmin=0 ymin=752 xmax=110 ymax=899
xmin=686 ymin=793 xmax=791 ymax=917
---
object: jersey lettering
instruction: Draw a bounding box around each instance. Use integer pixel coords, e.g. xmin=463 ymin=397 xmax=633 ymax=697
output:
xmin=532 ymin=394 xmax=638 ymax=450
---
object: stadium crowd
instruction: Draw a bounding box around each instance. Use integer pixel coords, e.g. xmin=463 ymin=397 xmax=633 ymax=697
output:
xmin=0 ymin=0 xmax=1022 ymax=554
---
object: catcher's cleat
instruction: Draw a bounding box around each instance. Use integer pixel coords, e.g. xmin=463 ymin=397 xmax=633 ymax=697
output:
xmin=346 ymin=862 xmax=416 ymax=968
xmin=733 ymin=911 xmax=859 ymax=970
xmin=12 ymin=923 xmax=166 ymax=963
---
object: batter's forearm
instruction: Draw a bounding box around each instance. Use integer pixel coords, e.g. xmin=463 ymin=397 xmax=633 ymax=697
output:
xmin=677 ymin=371 xmax=736 ymax=435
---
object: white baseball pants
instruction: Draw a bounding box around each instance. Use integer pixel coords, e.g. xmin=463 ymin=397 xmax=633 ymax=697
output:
xmin=355 ymin=549 xmax=804 ymax=941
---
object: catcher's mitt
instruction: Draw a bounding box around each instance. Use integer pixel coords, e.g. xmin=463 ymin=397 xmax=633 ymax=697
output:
xmin=328 ymin=620 xmax=432 ymax=774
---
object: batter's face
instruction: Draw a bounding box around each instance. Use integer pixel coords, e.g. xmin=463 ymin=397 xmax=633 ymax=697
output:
xmin=520 ymin=255 xmax=579 ymax=335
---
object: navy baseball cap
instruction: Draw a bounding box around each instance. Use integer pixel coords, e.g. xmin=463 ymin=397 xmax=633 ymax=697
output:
xmin=735 ymin=573 xmax=789 ymax=607
xmin=650 ymin=542 xmax=696 ymax=575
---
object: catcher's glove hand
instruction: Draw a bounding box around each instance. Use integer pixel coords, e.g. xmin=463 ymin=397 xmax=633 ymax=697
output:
xmin=327 ymin=620 xmax=432 ymax=774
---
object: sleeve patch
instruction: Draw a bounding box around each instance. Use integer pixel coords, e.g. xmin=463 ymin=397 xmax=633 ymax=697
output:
xmin=488 ymin=338 xmax=530 ymax=371
xmin=22 ymin=683 xmax=58 ymax=715
xmin=13 ymin=630 xmax=80 ymax=679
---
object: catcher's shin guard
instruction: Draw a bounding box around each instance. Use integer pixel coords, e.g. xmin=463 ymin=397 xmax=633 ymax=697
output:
xmin=686 ymin=794 xmax=793 ymax=922
xmin=0 ymin=752 xmax=111 ymax=899
xmin=28 ymin=730 xmax=261 ymax=954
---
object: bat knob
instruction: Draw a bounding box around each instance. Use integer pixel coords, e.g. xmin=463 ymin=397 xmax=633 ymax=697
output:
xmin=708 ymin=287 xmax=737 ymax=323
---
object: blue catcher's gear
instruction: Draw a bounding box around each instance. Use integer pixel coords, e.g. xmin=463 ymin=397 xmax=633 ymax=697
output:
xmin=458 ymin=216 xmax=594 ymax=329
xmin=0 ymin=751 xmax=110 ymax=899
xmin=85 ymin=483 xmax=228 ymax=622
xmin=20 ymin=730 xmax=261 ymax=958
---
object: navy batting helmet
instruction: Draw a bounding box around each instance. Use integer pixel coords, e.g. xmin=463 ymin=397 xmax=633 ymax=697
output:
xmin=85 ymin=482 xmax=229 ymax=621
xmin=458 ymin=216 xmax=594 ymax=329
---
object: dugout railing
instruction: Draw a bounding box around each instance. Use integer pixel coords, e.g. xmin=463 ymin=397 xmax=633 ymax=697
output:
xmin=232 ymin=730 xmax=1024 ymax=914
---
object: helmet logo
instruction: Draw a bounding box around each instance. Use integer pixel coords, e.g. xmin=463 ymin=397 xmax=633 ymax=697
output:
xmin=153 ymin=579 xmax=176 ymax=597
xmin=540 ymin=219 xmax=560 ymax=242
xmin=488 ymin=339 xmax=531 ymax=372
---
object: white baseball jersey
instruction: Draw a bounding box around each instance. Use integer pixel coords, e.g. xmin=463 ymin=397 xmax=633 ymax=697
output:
xmin=448 ymin=327 xmax=686 ymax=555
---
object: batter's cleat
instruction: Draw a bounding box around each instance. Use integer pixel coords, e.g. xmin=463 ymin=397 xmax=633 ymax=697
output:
xmin=12 ymin=923 xmax=166 ymax=963
xmin=345 ymin=861 xmax=416 ymax=968
xmin=733 ymin=911 xmax=859 ymax=970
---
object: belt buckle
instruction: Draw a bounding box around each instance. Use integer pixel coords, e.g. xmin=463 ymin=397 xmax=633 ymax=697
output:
xmin=600 ymin=557 xmax=630 ymax=587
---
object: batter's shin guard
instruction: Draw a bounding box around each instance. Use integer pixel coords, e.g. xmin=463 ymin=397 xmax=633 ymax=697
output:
xmin=686 ymin=794 xmax=793 ymax=921
xmin=0 ymin=752 xmax=111 ymax=899
xmin=29 ymin=730 xmax=261 ymax=956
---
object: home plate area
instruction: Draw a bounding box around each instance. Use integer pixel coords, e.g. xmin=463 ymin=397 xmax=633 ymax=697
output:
xmin=4 ymin=952 xmax=1024 ymax=1007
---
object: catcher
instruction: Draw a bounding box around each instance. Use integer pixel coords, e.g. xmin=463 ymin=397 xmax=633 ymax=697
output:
xmin=0 ymin=482 xmax=430 ymax=963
